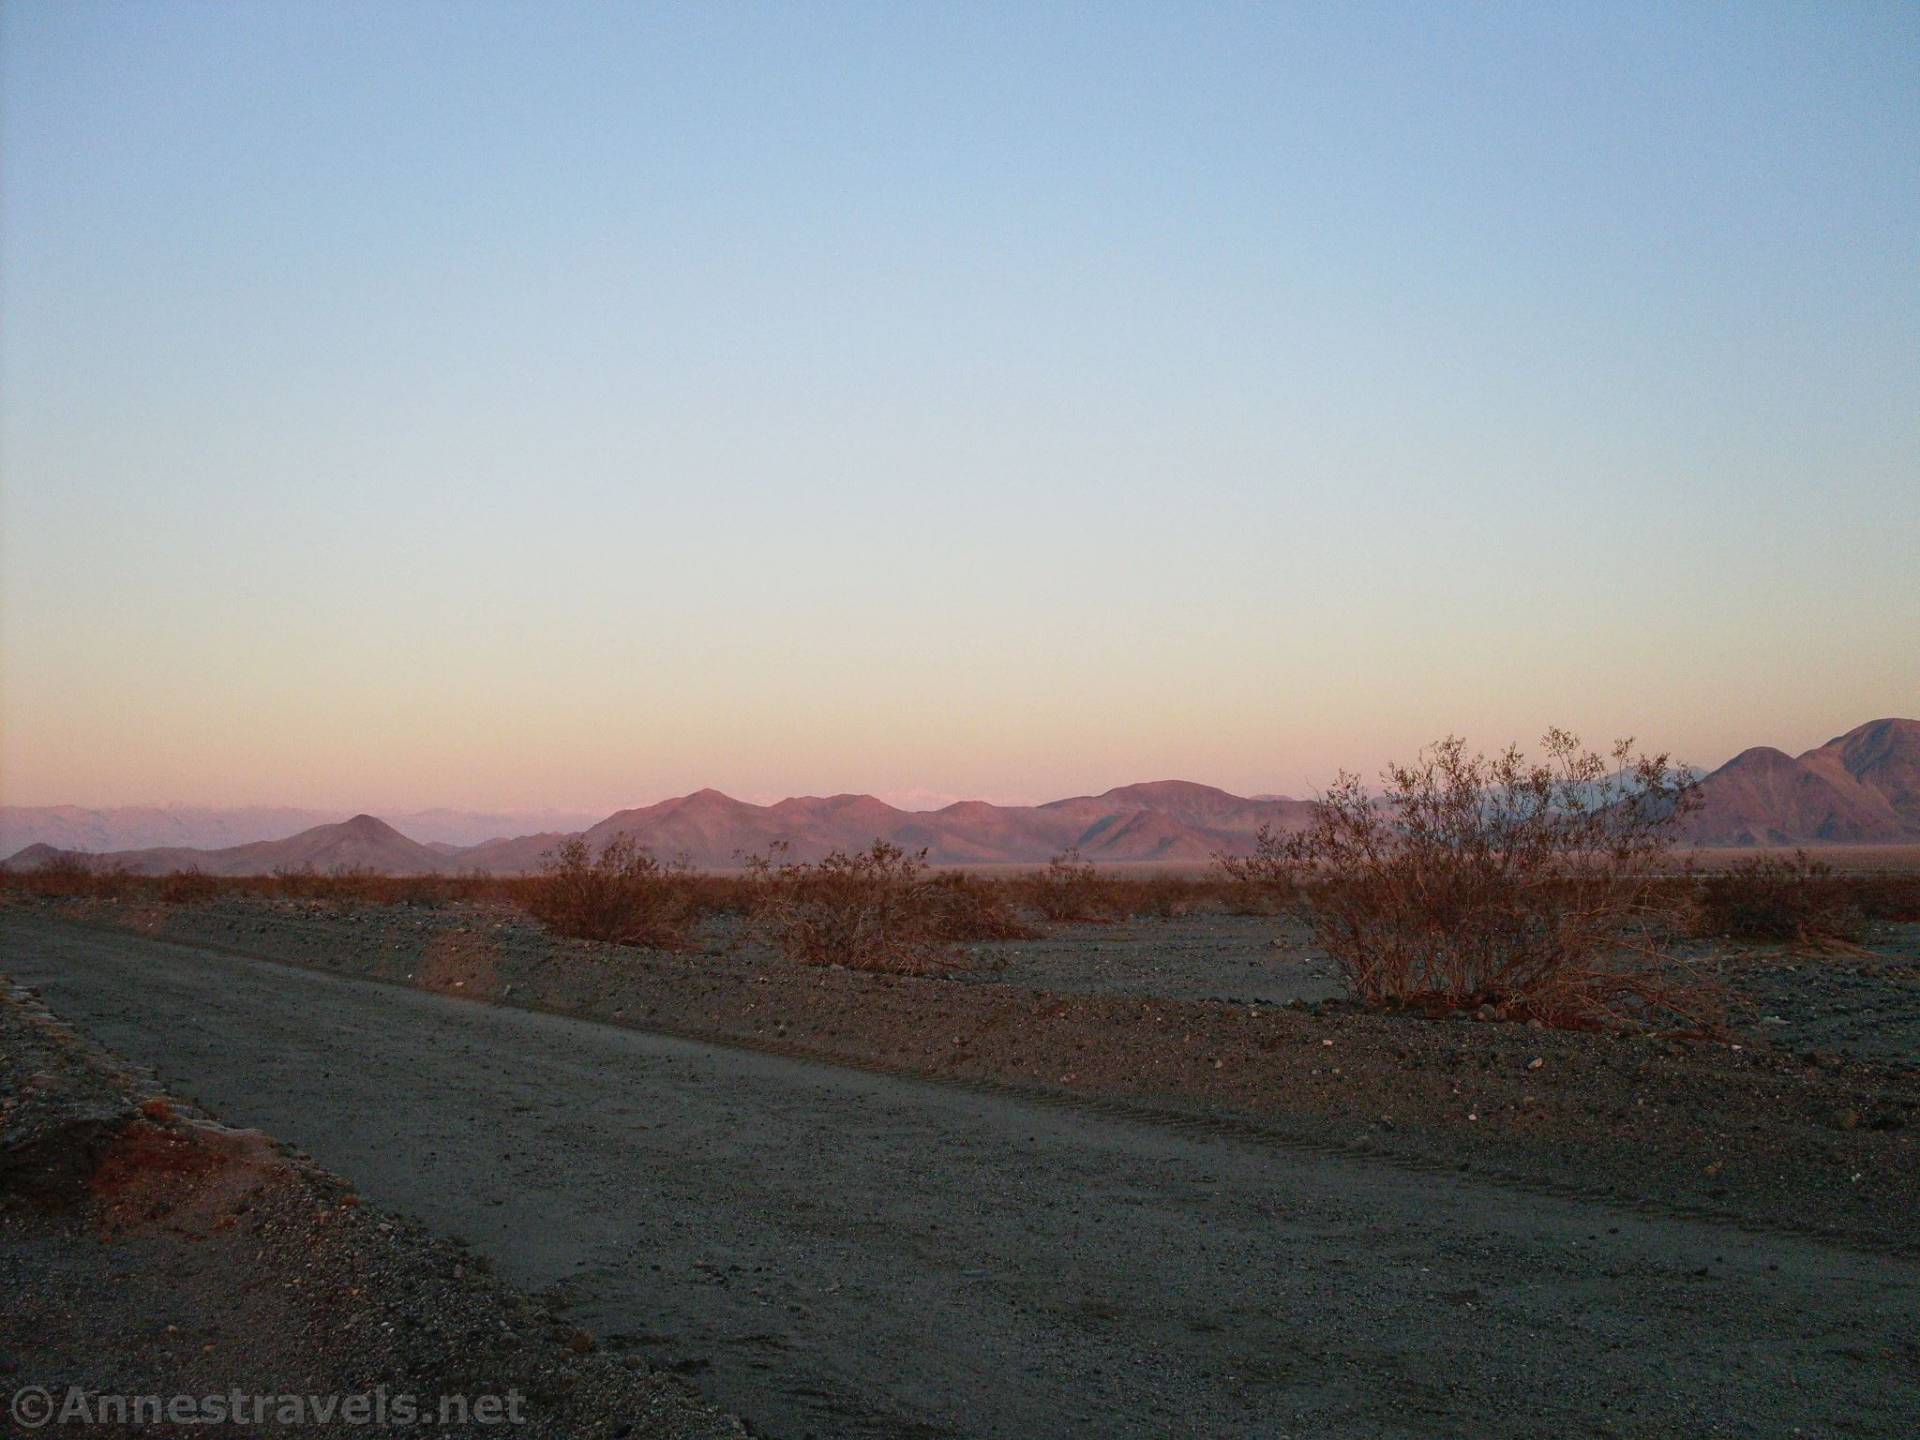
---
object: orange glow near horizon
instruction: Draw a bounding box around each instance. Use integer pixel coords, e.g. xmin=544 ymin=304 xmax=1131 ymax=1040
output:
xmin=4 ymin=5 xmax=1916 ymax=815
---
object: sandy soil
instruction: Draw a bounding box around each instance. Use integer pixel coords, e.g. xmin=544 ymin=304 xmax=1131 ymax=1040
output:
xmin=5 ymin=924 xmax=1917 ymax=1438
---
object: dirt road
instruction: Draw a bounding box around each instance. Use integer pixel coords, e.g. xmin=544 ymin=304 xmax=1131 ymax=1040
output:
xmin=3 ymin=916 xmax=1915 ymax=1438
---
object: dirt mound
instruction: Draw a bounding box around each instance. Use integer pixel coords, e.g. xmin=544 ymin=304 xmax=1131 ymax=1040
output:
xmin=89 ymin=1113 xmax=285 ymax=1239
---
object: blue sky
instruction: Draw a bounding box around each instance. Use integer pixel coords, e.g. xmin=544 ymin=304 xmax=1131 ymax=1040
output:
xmin=3 ymin=1 xmax=1916 ymax=809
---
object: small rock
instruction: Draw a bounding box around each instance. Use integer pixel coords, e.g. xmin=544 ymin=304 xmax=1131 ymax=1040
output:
xmin=568 ymin=1328 xmax=595 ymax=1354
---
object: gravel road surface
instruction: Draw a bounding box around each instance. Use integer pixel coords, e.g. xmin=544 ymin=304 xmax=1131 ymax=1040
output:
xmin=4 ymin=921 xmax=1915 ymax=1439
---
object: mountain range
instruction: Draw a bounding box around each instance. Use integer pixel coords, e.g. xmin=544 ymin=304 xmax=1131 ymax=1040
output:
xmin=1 ymin=782 xmax=1317 ymax=876
xmin=4 ymin=719 xmax=1915 ymax=876
xmin=0 ymin=804 xmax=609 ymax=856
xmin=1675 ymin=717 xmax=1920 ymax=845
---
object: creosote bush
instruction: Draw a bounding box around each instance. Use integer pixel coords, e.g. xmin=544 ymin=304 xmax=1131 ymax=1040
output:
xmin=1850 ymin=872 xmax=1920 ymax=923
xmin=922 ymin=872 xmax=1040 ymax=942
xmin=1213 ymin=827 xmax=1297 ymax=914
xmin=1024 ymin=848 xmax=1114 ymax=923
xmin=156 ymin=866 xmax=221 ymax=905
xmin=744 ymin=841 xmax=962 ymax=973
xmin=16 ymin=853 xmax=133 ymax=900
xmin=1697 ymin=851 xmax=1868 ymax=944
xmin=526 ymin=835 xmax=696 ymax=949
xmin=268 ymin=865 xmax=456 ymax=908
xmin=1271 ymin=731 xmax=1719 ymax=1031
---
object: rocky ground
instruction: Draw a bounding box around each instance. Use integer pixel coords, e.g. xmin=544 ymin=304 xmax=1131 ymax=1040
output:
xmin=8 ymin=924 xmax=1917 ymax=1439
xmin=0 ymin=977 xmax=745 ymax=1439
xmin=1712 ymin=937 xmax=1920 ymax=1071
xmin=6 ymin=893 xmax=1916 ymax=1254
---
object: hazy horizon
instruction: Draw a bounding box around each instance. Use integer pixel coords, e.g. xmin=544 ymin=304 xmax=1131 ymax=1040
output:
xmin=4 ymin=3 xmax=1916 ymax=812
xmin=3 ymin=711 xmax=1913 ymax=819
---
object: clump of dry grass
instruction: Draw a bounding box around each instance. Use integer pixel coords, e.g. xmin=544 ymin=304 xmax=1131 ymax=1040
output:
xmin=1696 ymin=851 xmax=1868 ymax=944
xmin=1271 ymin=731 xmax=1720 ymax=1031
xmin=743 ymin=841 xmax=963 ymax=973
xmin=525 ymin=835 xmax=696 ymax=949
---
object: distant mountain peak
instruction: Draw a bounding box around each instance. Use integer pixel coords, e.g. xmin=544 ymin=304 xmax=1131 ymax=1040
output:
xmin=1100 ymin=780 xmax=1237 ymax=802
xmin=1683 ymin=718 xmax=1920 ymax=845
xmin=1721 ymin=746 xmax=1798 ymax=769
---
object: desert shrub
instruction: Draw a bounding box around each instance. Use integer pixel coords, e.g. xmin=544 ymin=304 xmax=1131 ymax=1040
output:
xmin=922 ymin=872 xmax=1039 ymax=941
xmin=269 ymin=864 xmax=330 ymax=900
xmin=1100 ymin=873 xmax=1208 ymax=919
xmin=156 ymin=867 xmax=221 ymax=905
xmin=1213 ymin=826 xmax=1298 ymax=914
xmin=1016 ymin=853 xmax=1210 ymax=922
xmin=14 ymin=854 xmax=88 ymax=898
xmin=1697 ymin=852 xmax=1868 ymax=943
xmin=744 ymin=841 xmax=957 ymax=972
xmin=329 ymin=869 xmax=457 ymax=907
xmin=683 ymin=872 xmax=759 ymax=918
xmin=9 ymin=853 xmax=136 ymax=900
xmin=261 ymin=864 xmax=382 ymax=904
xmin=1024 ymin=848 xmax=1114 ymax=923
xmin=1273 ymin=731 xmax=1717 ymax=1030
xmin=526 ymin=835 xmax=695 ymax=949
xmin=313 ymin=865 xmax=389 ymax=904
xmin=1846 ymin=872 xmax=1920 ymax=924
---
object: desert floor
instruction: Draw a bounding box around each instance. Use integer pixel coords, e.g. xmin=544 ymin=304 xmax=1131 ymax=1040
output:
xmin=3 ymin=899 xmax=1917 ymax=1437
